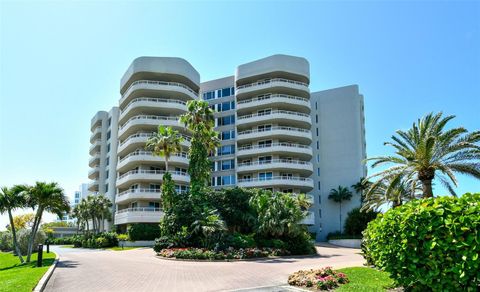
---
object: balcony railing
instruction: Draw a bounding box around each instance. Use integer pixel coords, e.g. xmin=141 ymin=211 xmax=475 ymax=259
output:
xmin=119 ymin=132 xmax=190 ymax=148
xmin=237 ymin=126 xmax=310 ymax=136
xmin=237 ymin=110 xmax=310 ymax=120
xmin=237 ymin=93 xmax=309 ymax=105
xmin=238 ymin=142 xmax=311 ymax=151
xmin=118 ymin=169 xmax=187 ymax=180
xmin=237 ymin=176 xmax=313 ymax=183
xmin=121 ymin=97 xmax=187 ymax=114
xmin=119 ymin=150 xmax=189 ymax=163
xmin=236 ymin=78 xmax=308 ymax=90
xmin=119 ymin=115 xmax=179 ymax=130
xmin=116 ymin=207 xmax=163 ymax=214
xmin=123 ymin=80 xmax=197 ymax=97
xmin=118 ymin=188 xmax=161 ymax=197
xmin=237 ymin=159 xmax=311 ymax=167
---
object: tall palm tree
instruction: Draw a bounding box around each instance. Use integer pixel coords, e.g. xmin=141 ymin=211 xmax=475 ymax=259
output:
xmin=25 ymin=182 xmax=69 ymax=262
xmin=368 ymin=112 xmax=480 ymax=198
xmin=180 ymin=99 xmax=215 ymax=134
xmin=180 ymin=100 xmax=220 ymax=191
xmin=0 ymin=185 xmax=27 ymax=263
xmin=361 ymin=175 xmax=422 ymax=212
xmin=328 ymin=186 xmax=353 ymax=232
xmin=352 ymin=177 xmax=372 ymax=203
xmin=145 ymin=125 xmax=184 ymax=173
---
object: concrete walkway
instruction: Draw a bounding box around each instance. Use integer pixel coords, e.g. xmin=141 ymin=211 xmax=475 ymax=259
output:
xmin=45 ymin=244 xmax=365 ymax=292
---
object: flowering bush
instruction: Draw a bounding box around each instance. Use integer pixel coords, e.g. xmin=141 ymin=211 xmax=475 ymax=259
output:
xmin=157 ymin=247 xmax=290 ymax=260
xmin=288 ymin=267 xmax=349 ymax=290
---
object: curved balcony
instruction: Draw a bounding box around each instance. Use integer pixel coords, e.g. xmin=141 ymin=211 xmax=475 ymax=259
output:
xmin=300 ymin=211 xmax=315 ymax=225
xmin=118 ymin=132 xmax=191 ymax=157
xmin=116 ymin=188 xmax=161 ymax=204
xmin=116 ymin=170 xmax=190 ymax=189
xmin=90 ymin=126 xmax=102 ymax=143
xmin=120 ymin=80 xmax=198 ymax=107
xmin=118 ymin=115 xmax=182 ymax=140
xmin=89 ymin=140 xmax=102 ymax=155
xmin=114 ymin=207 xmax=164 ymax=225
xmin=236 ymin=78 xmax=309 ymax=99
xmin=237 ymin=176 xmax=314 ymax=191
xmin=88 ymin=167 xmax=100 ymax=179
xmin=117 ymin=151 xmax=189 ymax=172
xmin=88 ymin=181 xmax=99 ymax=192
xmin=237 ymin=126 xmax=312 ymax=144
xmin=237 ymin=159 xmax=313 ymax=175
xmin=237 ymin=143 xmax=312 ymax=160
xmin=236 ymin=94 xmax=310 ymax=114
xmin=237 ymin=110 xmax=311 ymax=129
xmin=119 ymin=97 xmax=187 ymax=124
xmin=88 ymin=152 xmax=101 ymax=167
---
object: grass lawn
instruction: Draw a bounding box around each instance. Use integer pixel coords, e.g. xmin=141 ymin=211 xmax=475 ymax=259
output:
xmin=336 ymin=267 xmax=394 ymax=291
xmin=0 ymin=251 xmax=56 ymax=292
xmin=106 ymin=246 xmax=139 ymax=251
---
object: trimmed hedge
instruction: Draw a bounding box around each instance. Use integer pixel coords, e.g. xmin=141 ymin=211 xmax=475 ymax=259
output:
xmin=362 ymin=193 xmax=480 ymax=291
xmin=127 ymin=223 xmax=160 ymax=241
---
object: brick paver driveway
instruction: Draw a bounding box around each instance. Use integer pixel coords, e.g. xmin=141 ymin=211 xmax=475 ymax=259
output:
xmin=45 ymin=244 xmax=364 ymax=292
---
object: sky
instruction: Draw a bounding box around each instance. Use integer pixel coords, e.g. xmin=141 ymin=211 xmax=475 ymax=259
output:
xmin=0 ymin=0 xmax=479 ymax=230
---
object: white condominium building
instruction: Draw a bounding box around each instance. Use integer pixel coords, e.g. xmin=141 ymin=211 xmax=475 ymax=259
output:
xmin=88 ymin=54 xmax=366 ymax=240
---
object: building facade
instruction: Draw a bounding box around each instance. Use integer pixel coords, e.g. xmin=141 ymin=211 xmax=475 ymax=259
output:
xmin=88 ymin=54 xmax=366 ymax=240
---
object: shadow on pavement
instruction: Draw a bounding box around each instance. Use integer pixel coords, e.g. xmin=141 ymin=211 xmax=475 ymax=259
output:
xmin=57 ymin=260 xmax=80 ymax=269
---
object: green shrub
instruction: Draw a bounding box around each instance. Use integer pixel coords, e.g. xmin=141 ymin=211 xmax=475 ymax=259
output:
xmin=284 ymin=231 xmax=316 ymax=255
xmin=17 ymin=229 xmax=46 ymax=254
xmin=363 ymin=193 xmax=480 ymax=291
xmin=153 ymin=236 xmax=175 ymax=252
xmin=0 ymin=231 xmax=13 ymax=251
xmin=128 ymin=223 xmax=160 ymax=241
xmin=227 ymin=233 xmax=256 ymax=248
xmin=255 ymin=238 xmax=287 ymax=249
xmin=343 ymin=207 xmax=378 ymax=236
xmin=327 ymin=231 xmax=362 ymax=240
xmin=117 ymin=234 xmax=129 ymax=241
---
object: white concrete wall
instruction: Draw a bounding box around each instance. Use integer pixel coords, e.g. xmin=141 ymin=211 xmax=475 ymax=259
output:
xmin=310 ymin=85 xmax=366 ymax=241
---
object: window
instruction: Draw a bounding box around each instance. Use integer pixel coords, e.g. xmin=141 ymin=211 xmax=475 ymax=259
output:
xmin=315 ymin=114 xmax=318 ymax=123
xmin=258 ymin=156 xmax=272 ymax=164
xmin=318 ymin=209 xmax=322 ymax=218
xmin=105 ymin=171 xmax=109 ymax=179
xmin=175 ymin=185 xmax=188 ymax=193
xmin=149 ymin=202 xmax=160 ymax=209
xmin=318 ymin=195 xmax=321 ymax=204
xmin=218 ymin=145 xmax=235 ymax=156
xmin=131 ymin=202 xmax=138 ymax=208
xmin=316 ymin=128 xmax=319 ymax=136
xmin=258 ymin=140 xmax=272 ymax=148
xmin=317 ymin=168 xmax=320 ymax=176
xmin=282 ymin=189 xmax=293 ymax=193
xmin=108 ymin=118 xmax=111 ymax=126
xmin=258 ymin=124 xmax=272 ymax=131
xmin=318 ymin=181 xmax=321 ymax=190
xmin=105 ymin=157 xmax=110 ymax=166
xmin=221 ymin=130 xmax=235 ymax=140
xmin=317 ymin=141 xmax=319 ymax=149
xmin=107 ymin=143 xmax=111 ymax=152
xmin=105 ymin=184 xmax=108 ymax=192
xmin=315 ymin=102 xmax=318 ymax=110
xmin=214 ymin=175 xmax=236 ymax=186
xmin=222 ymin=87 xmax=231 ymax=97
xmin=317 ymin=154 xmax=320 ymax=163
xmin=258 ymin=109 xmax=271 ymax=115
xmin=220 ymin=159 xmax=235 ymax=170
xmin=217 ymin=101 xmax=236 ymax=112
xmin=150 ymin=184 xmax=161 ymax=191
xmin=259 ymin=172 xmax=273 ymax=181
xmin=217 ymin=115 xmax=235 ymax=126
xmin=107 ymin=130 xmax=111 ymax=140
xmin=175 ymin=167 xmax=187 ymax=174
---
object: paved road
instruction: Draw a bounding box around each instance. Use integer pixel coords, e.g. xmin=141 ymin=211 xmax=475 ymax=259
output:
xmin=45 ymin=244 xmax=364 ymax=292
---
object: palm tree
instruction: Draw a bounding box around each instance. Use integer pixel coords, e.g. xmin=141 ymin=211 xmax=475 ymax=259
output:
xmin=368 ymin=112 xmax=480 ymax=198
xmin=352 ymin=177 xmax=372 ymax=203
xmin=191 ymin=208 xmax=226 ymax=248
xmin=180 ymin=99 xmax=215 ymax=134
xmin=328 ymin=186 xmax=353 ymax=232
xmin=0 ymin=185 xmax=27 ymax=263
xmin=361 ymin=175 xmax=422 ymax=212
xmin=180 ymin=100 xmax=220 ymax=192
xmin=145 ymin=125 xmax=184 ymax=173
xmin=25 ymin=182 xmax=69 ymax=262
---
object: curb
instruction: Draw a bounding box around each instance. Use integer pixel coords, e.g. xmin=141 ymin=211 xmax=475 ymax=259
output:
xmin=155 ymin=252 xmax=320 ymax=262
xmin=33 ymin=252 xmax=59 ymax=292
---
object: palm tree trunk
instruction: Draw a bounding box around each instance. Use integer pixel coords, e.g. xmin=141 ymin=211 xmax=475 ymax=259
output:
xmin=421 ymin=179 xmax=434 ymax=198
xmin=8 ymin=209 xmax=24 ymax=263
xmin=26 ymin=208 xmax=43 ymax=262
xmin=165 ymin=157 xmax=169 ymax=174
xmin=339 ymin=201 xmax=342 ymax=232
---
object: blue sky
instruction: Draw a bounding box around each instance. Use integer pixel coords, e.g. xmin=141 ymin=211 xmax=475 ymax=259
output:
xmin=0 ymin=0 xmax=479 ymax=227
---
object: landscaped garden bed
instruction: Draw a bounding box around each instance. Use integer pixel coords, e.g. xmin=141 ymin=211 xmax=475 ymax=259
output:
xmin=288 ymin=266 xmax=349 ymax=290
xmin=157 ymin=247 xmax=290 ymax=260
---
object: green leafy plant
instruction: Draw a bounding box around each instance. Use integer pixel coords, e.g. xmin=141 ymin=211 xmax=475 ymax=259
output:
xmin=362 ymin=193 xmax=480 ymax=291
xmin=127 ymin=223 xmax=160 ymax=241
xmin=343 ymin=207 xmax=378 ymax=236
